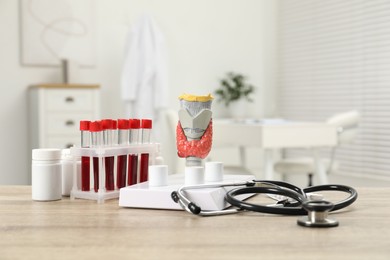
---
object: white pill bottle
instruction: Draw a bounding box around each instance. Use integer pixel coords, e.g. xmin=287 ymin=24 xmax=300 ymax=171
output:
xmin=32 ymin=148 xmax=62 ymax=201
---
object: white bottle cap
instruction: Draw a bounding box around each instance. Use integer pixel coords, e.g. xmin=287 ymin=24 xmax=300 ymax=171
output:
xmin=185 ymin=166 xmax=204 ymax=185
xmin=32 ymin=148 xmax=62 ymax=161
xmin=205 ymin=161 xmax=224 ymax=182
xmin=61 ymin=148 xmax=72 ymax=160
xmin=148 ymin=165 xmax=168 ymax=187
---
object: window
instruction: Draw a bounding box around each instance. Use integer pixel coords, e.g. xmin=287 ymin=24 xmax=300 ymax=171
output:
xmin=278 ymin=0 xmax=390 ymax=179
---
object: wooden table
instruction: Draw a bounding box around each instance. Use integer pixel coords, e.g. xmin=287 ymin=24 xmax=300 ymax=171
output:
xmin=1 ymin=186 xmax=389 ymax=260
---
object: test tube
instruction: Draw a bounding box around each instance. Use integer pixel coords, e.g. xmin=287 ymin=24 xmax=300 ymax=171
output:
xmin=112 ymin=120 xmax=118 ymax=145
xmin=140 ymin=119 xmax=152 ymax=183
xmin=102 ymin=119 xmax=115 ymax=191
xmin=127 ymin=119 xmax=140 ymax=185
xmin=80 ymin=120 xmax=91 ymax=191
xmin=117 ymin=119 xmax=129 ymax=189
xmin=90 ymin=121 xmax=103 ymax=192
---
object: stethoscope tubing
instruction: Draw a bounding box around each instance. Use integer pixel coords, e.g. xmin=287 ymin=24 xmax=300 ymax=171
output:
xmin=225 ymin=183 xmax=358 ymax=216
xmin=303 ymin=184 xmax=358 ymax=212
xmin=173 ymin=180 xmax=358 ymax=216
xmin=226 ymin=186 xmax=308 ymax=215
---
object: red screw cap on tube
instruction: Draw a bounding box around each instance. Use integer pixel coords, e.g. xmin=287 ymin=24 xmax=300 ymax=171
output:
xmin=101 ymin=119 xmax=113 ymax=130
xmin=89 ymin=121 xmax=102 ymax=132
xmin=117 ymin=119 xmax=130 ymax=130
xmin=129 ymin=119 xmax=141 ymax=129
xmin=141 ymin=119 xmax=152 ymax=129
xmin=112 ymin=119 xmax=117 ymax=130
xmin=80 ymin=120 xmax=90 ymax=131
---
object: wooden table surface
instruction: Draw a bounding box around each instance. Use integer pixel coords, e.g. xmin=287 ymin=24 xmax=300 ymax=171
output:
xmin=0 ymin=186 xmax=389 ymax=260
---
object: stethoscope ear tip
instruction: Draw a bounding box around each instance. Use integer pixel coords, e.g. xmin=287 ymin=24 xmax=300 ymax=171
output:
xmin=188 ymin=202 xmax=201 ymax=215
xmin=171 ymin=191 xmax=180 ymax=203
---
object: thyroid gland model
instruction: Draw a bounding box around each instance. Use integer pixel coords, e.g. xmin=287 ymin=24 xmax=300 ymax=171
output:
xmin=176 ymin=94 xmax=213 ymax=166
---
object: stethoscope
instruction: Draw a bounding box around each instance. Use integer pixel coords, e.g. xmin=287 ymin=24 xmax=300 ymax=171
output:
xmin=171 ymin=180 xmax=358 ymax=228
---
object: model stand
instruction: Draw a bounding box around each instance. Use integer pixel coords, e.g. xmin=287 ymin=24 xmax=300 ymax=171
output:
xmin=119 ymin=173 xmax=255 ymax=210
xmin=70 ymin=143 xmax=158 ymax=203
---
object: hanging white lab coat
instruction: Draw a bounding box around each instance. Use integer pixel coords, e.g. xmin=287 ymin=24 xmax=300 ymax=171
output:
xmin=121 ymin=14 xmax=168 ymax=122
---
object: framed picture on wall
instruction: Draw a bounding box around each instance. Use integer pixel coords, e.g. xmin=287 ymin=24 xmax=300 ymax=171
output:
xmin=20 ymin=0 xmax=96 ymax=67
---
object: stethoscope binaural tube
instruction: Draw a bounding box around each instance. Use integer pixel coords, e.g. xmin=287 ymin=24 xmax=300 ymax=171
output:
xmin=171 ymin=180 xmax=305 ymax=216
xmin=172 ymin=180 xmax=305 ymax=216
xmin=171 ymin=180 xmax=358 ymax=217
xmin=171 ymin=181 xmax=253 ymax=216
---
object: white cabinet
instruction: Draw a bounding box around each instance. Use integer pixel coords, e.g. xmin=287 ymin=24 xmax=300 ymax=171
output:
xmin=29 ymin=84 xmax=100 ymax=149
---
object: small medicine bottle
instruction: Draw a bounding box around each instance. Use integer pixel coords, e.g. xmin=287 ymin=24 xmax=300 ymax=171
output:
xmin=32 ymin=148 xmax=62 ymax=201
xmin=61 ymin=149 xmax=81 ymax=196
xmin=61 ymin=149 xmax=73 ymax=196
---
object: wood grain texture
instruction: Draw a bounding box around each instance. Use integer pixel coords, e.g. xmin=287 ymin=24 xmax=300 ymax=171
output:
xmin=0 ymin=186 xmax=389 ymax=260
xmin=30 ymin=84 xmax=100 ymax=89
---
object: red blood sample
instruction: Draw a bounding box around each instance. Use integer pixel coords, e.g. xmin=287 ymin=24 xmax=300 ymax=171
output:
xmin=117 ymin=119 xmax=129 ymax=189
xmin=80 ymin=120 xmax=91 ymax=191
xmin=90 ymin=121 xmax=102 ymax=192
xmin=102 ymin=119 xmax=115 ymax=191
xmin=140 ymin=119 xmax=152 ymax=183
xmin=127 ymin=119 xmax=140 ymax=185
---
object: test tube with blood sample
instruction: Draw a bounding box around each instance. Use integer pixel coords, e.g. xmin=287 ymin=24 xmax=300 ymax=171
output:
xmin=80 ymin=120 xmax=91 ymax=191
xmin=117 ymin=119 xmax=129 ymax=189
xmin=90 ymin=121 xmax=103 ymax=192
xmin=127 ymin=119 xmax=140 ymax=185
xmin=140 ymin=119 xmax=152 ymax=183
xmin=102 ymin=119 xmax=115 ymax=191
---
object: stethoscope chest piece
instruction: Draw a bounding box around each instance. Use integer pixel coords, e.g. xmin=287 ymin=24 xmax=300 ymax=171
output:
xmin=297 ymin=200 xmax=339 ymax=228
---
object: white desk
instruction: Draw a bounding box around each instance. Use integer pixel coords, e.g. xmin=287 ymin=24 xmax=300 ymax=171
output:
xmin=213 ymin=119 xmax=338 ymax=183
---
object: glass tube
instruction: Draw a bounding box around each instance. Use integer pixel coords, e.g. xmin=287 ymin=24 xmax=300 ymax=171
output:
xmin=140 ymin=119 xmax=152 ymax=183
xmin=90 ymin=121 xmax=103 ymax=192
xmin=102 ymin=119 xmax=115 ymax=191
xmin=80 ymin=120 xmax=90 ymax=191
xmin=127 ymin=119 xmax=140 ymax=185
xmin=116 ymin=119 xmax=129 ymax=189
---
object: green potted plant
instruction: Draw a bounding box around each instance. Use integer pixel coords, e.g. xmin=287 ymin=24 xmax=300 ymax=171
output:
xmin=214 ymin=72 xmax=255 ymax=107
xmin=214 ymin=72 xmax=255 ymax=118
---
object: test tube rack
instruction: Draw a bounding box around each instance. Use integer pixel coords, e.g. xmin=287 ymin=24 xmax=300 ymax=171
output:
xmin=70 ymin=143 xmax=158 ymax=203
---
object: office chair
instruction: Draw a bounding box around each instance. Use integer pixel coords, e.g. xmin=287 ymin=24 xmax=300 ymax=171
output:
xmin=273 ymin=110 xmax=360 ymax=186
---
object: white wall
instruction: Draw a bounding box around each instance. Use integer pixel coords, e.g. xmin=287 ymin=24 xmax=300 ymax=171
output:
xmin=0 ymin=0 xmax=277 ymax=184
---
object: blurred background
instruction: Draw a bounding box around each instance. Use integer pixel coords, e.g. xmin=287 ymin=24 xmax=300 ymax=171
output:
xmin=1 ymin=0 xmax=390 ymax=187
